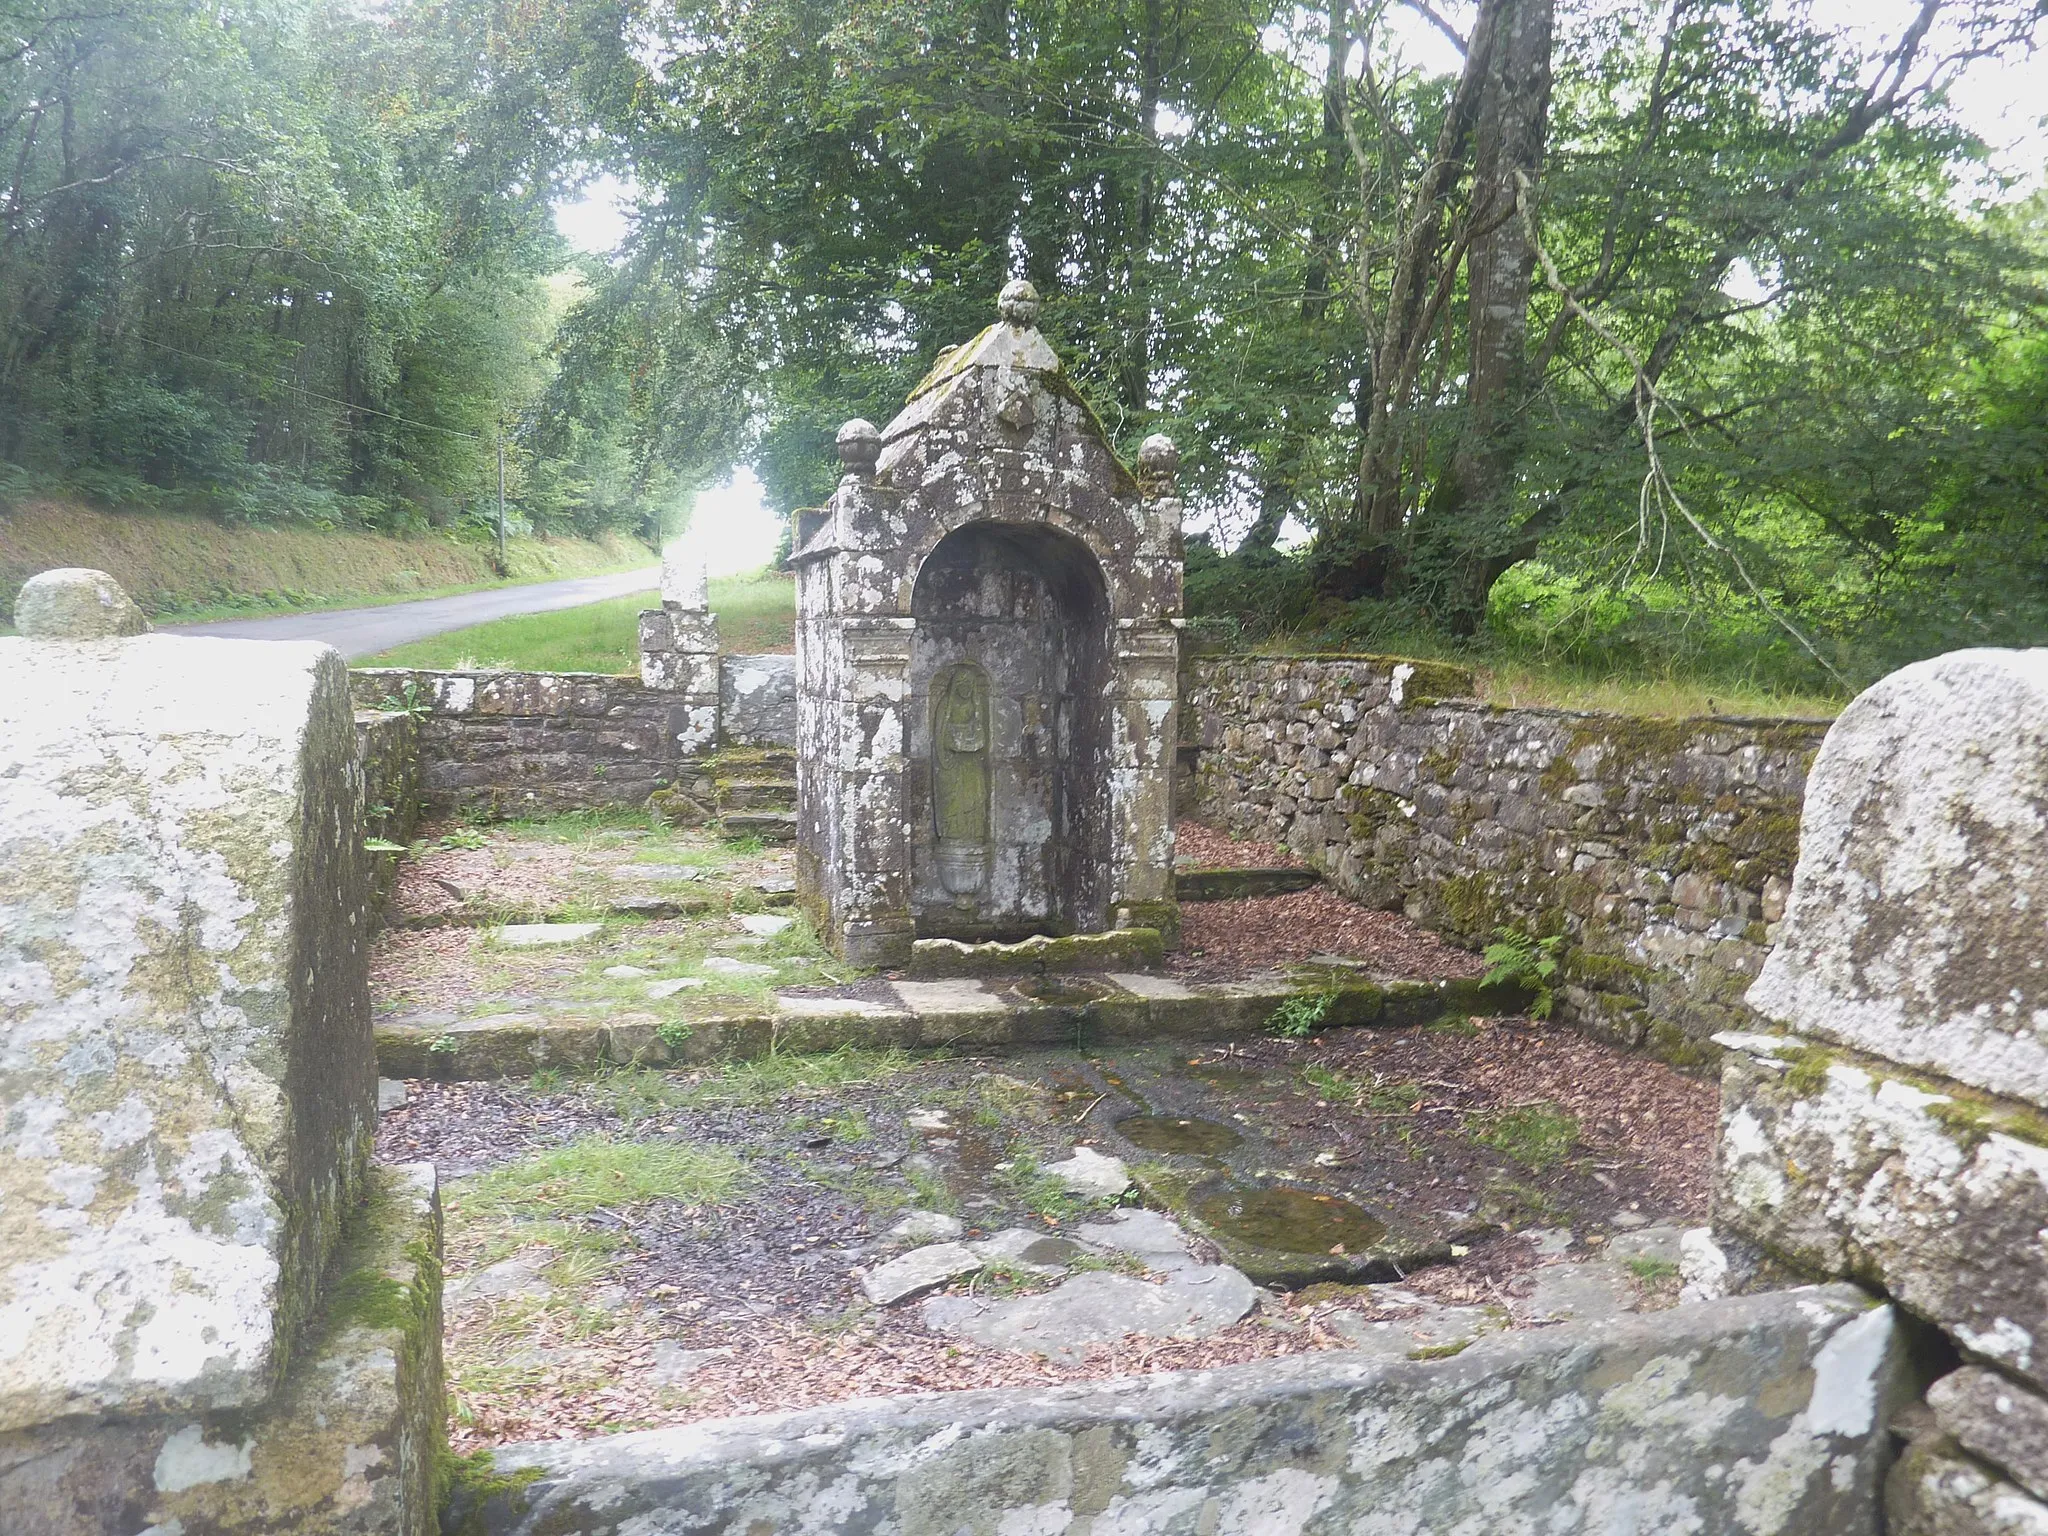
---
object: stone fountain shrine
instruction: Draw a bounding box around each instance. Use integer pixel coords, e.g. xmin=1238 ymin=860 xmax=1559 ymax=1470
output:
xmin=791 ymin=282 xmax=1183 ymax=966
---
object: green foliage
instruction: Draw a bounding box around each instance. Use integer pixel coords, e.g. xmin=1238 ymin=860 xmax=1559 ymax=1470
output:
xmin=1482 ymin=929 xmax=1564 ymax=1020
xmin=0 ymin=0 xmax=678 ymax=540
xmin=1267 ymin=991 xmax=1337 ymax=1039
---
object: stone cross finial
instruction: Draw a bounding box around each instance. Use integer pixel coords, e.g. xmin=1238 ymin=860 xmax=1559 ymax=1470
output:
xmin=998 ymin=280 xmax=1041 ymax=329
xmin=837 ymin=418 xmax=881 ymax=481
xmin=1137 ymin=434 xmax=1180 ymax=498
xmin=14 ymin=567 xmax=150 ymax=638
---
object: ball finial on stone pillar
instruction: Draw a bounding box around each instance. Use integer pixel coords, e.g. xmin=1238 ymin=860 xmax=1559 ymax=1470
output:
xmin=836 ymin=418 xmax=881 ymax=481
xmin=1137 ymin=433 xmax=1180 ymax=498
xmin=998 ymin=279 xmax=1041 ymax=329
xmin=14 ymin=567 xmax=150 ymax=638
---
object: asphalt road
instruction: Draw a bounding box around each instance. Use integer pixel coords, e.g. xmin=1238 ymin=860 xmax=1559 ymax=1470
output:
xmin=163 ymin=566 xmax=659 ymax=661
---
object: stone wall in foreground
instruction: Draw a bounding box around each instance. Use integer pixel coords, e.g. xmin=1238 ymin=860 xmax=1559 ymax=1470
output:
xmin=0 ymin=568 xmax=442 ymax=1535
xmin=1186 ymin=654 xmax=1828 ymax=1056
xmin=460 ymin=1285 xmax=1903 ymax=1536
xmin=351 ymin=657 xmax=796 ymax=819
xmin=1701 ymin=648 xmax=2048 ymax=1536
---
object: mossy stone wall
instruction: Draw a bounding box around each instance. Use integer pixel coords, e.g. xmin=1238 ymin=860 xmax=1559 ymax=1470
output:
xmin=1186 ymin=655 xmax=1829 ymax=1056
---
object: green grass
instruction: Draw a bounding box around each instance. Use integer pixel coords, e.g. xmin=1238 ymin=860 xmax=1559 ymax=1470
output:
xmin=671 ymin=1045 xmax=918 ymax=1106
xmin=1464 ymin=1103 xmax=1580 ymax=1172
xmin=1248 ymin=624 xmax=1843 ymax=720
xmin=358 ymin=569 xmax=796 ymax=672
xmin=454 ymin=1135 xmax=749 ymax=1222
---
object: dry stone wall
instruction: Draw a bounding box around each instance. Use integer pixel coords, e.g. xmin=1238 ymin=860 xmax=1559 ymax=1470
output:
xmin=1186 ymin=654 xmax=1827 ymax=1055
xmin=349 ymin=659 xmax=796 ymax=819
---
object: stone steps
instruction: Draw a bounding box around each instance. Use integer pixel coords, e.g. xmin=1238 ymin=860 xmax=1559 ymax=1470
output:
xmin=722 ymin=810 xmax=798 ymax=842
xmin=716 ymin=777 xmax=796 ymax=811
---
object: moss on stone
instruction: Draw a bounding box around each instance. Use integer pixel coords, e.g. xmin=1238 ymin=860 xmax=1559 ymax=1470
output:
xmin=1340 ymin=783 xmax=1411 ymax=842
xmin=1436 ymin=872 xmax=1504 ymax=940
xmin=1648 ymin=1021 xmax=1721 ymax=1072
xmin=438 ymin=1448 xmax=544 ymax=1536
xmin=1778 ymin=1045 xmax=1836 ymax=1097
xmin=1926 ymin=1094 xmax=2048 ymax=1153
xmin=1419 ymin=744 xmax=1462 ymax=783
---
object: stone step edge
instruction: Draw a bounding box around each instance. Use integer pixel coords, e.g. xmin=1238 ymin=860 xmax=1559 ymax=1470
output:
xmin=906 ymin=928 xmax=1166 ymax=979
xmin=382 ymin=888 xmax=801 ymax=930
xmin=1173 ymin=866 xmax=1320 ymax=902
xmin=373 ymin=971 xmax=1529 ymax=1079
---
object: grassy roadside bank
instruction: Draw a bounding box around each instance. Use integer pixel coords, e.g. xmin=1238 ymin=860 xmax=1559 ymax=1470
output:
xmin=1 ymin=499 xmax=650 ymax=624
xmin=362 ymin=572 xmax=797 ymax=672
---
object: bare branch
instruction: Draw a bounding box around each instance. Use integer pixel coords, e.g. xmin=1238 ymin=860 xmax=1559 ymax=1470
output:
xmin=1514 ymin=169 xmax=1850 ymax=689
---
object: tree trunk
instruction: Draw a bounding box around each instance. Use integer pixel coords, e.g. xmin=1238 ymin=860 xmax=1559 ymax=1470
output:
xmin=1417 ymin=0 xmax=1554 ymax=630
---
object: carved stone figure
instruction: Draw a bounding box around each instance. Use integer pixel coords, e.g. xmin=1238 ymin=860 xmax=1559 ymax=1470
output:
xmin=932 ymin=664 xmax=992 ymax=893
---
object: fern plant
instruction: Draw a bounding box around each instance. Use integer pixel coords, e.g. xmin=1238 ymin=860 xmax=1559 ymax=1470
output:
xmin=1267 ymin=990 xmax=1336 ymax=1039
xmin=1481 ymin=928 xmax=1564 ymax=1019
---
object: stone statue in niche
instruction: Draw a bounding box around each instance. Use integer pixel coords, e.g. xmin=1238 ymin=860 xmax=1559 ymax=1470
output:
xmin=932 ymin=663 xmax=992 ymax=895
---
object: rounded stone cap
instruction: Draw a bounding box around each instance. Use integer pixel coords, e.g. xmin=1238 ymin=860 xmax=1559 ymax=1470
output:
xmin=998 ymin=279 xmax=1041 ymax=328
xmin=15 ymin=568 xmax=150 ymax=639
xmin=836 ymin=418 xmax=881 ymax=474
xmin=1137 ymin=433 xmax=1180 ymax=493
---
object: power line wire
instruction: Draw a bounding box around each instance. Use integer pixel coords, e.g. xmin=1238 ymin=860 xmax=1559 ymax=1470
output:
xmin=133 ymin=336 xmax=488 ymax=441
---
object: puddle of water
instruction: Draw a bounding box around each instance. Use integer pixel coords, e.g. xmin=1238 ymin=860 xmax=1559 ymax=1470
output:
xmin=1191 ymin=1182 xmax=1388 ymax=1255
xmin=1115 ymin=1114 xmax=1244 ymax=1156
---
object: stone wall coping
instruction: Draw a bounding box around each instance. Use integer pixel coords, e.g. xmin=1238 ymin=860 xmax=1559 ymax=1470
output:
xmin=468 ymin=1283 xmax=1893 ymax=1536
xmin=1190 ymin=653 xmax=1837 ymax=731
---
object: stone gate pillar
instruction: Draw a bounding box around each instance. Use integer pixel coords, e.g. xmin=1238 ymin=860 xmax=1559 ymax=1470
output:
xmin=0 ymin=568 xmax=441 ymax=1534
xmin=1699 ymin=648 xmax=2048 ymax=1532
xmin=639 ymin=539 xmax=721 ymax=754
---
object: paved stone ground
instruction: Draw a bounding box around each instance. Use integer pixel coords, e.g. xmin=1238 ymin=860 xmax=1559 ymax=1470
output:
xmin=367 ymin=821 xmax=1714 ymax=1447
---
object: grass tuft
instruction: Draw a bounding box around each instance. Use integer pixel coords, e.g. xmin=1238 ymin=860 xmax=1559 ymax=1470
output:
xmin=455 ymin=1135 xmax=748 ymax=1223
xmin=674 ymin=1046 xmax=917 ymax=1106
xmin=1464 ymin=1103 xmax=1579 ymax=1173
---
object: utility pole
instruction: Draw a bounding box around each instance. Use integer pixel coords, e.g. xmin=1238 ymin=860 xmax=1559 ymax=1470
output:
xmin=495 ymin=413 xmax=508 ymax=575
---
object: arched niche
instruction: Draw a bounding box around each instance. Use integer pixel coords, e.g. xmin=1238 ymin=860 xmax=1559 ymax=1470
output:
xmin=904 ymin=521 xmax=1113 ymax=938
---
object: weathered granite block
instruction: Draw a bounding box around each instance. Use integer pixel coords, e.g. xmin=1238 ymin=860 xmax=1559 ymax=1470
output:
xmin=1889 ymin=1434 xmax=2048 ymax=1535
xmin=1713 ymin=1032 xmax=2048 ymax=1393
xmin=459 ymin=1284 xmax=1904 ymax=1536
xmin=1929 ymin=1368 xmax=2048 ymax=1504
xmin=0 ymin=1161 xmax=443 ymax=1536
xmin=719 ymin=653 xmax=796 ymax=747
xmin=1 ymin=614 xmax=373 ymax=1428
xmin=1749 ymin=648 xmax=2048 ymax=1110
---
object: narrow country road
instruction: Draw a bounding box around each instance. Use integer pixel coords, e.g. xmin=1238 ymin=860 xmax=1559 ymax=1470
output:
xmin=163 ymin=566 xmax=659 ymax=661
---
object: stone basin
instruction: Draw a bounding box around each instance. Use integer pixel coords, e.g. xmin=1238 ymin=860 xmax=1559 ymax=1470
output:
xmin=1166 ymin=1173 xmax=1460 ymax=1287
xmin=1007 ymin=975 xmax=1116 ymax=1008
